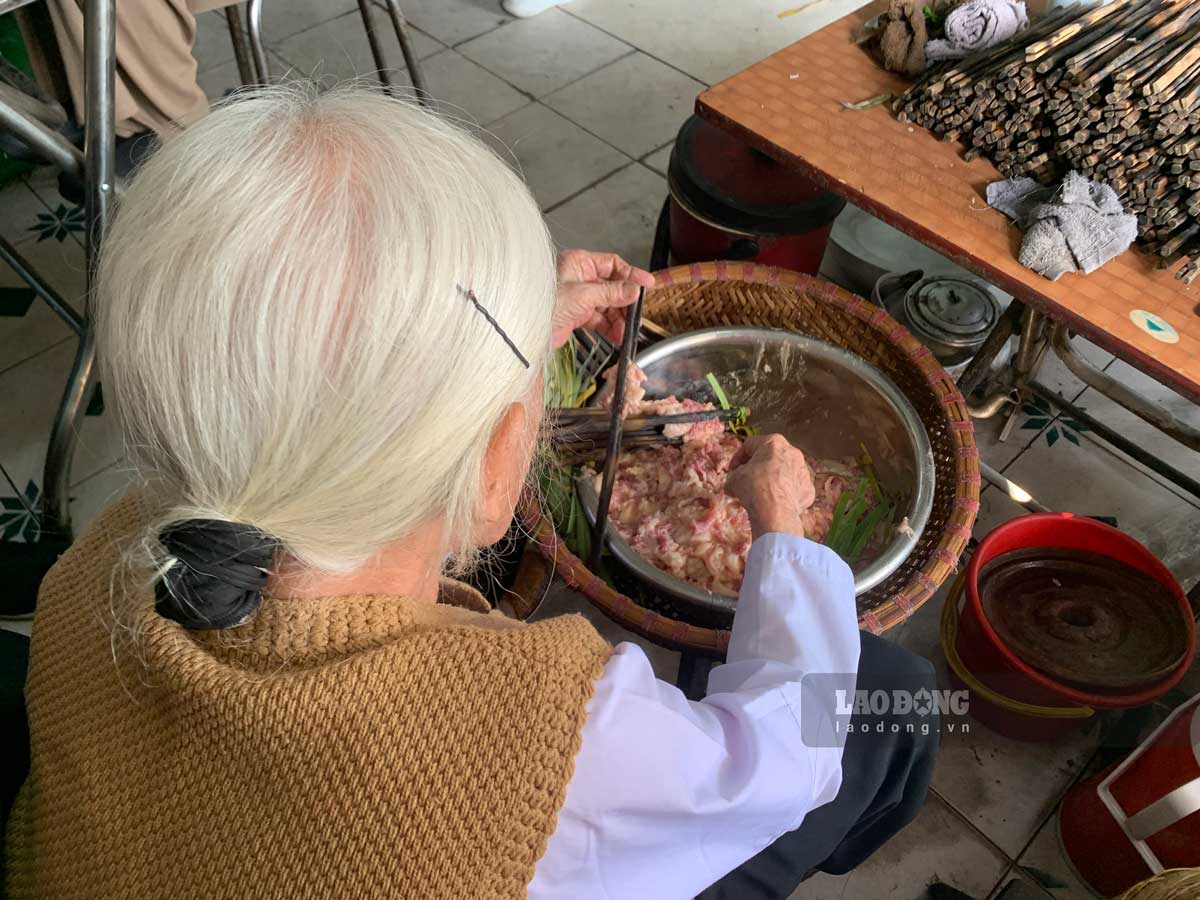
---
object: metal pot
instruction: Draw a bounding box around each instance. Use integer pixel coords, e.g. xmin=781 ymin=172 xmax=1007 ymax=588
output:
xmin=873 ymin=271 xmax=1003 ymax=380
xmin=578 ymin=327 xmax=936 ymax=624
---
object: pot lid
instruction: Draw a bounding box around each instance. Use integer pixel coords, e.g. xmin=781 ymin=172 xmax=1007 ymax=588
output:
xmin=903 ymin=276 xmax=999 ymax=348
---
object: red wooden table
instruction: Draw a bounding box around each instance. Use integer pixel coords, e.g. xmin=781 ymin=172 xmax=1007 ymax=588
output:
xmin=696 ymin=9 xmax=1200 ymax=403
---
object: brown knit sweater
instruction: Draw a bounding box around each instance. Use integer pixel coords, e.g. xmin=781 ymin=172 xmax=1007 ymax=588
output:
xmin=6 ymin=495 xmax=611 ymax=899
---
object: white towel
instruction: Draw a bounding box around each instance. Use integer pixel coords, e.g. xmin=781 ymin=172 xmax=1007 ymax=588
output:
xmin=925 ymin=0 xmax=1028 ymax=63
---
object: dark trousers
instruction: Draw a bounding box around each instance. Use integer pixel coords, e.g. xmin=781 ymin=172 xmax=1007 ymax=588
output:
xmin=697 ymin=632 xmax=940 ymax=900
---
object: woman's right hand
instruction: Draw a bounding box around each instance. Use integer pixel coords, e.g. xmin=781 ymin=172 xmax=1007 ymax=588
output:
xmin=725 ymin=434 xmax=816 ymax=540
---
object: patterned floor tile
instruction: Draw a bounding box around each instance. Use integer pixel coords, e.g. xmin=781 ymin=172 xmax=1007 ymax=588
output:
xmin=1033 ymin=336 xmax=1114 ymax=406
xmin=0 ymin=236 xmax=85 ymax=376
xmin=1070 ymin=359 xmax=1200 ymax=491
xmin=0 ymin=341 xmax=124 ymax=509
xmin=2 ymin=181 xmax=54 ymax=247
xmin=972 ymin=400 xmax=1056 ymax=474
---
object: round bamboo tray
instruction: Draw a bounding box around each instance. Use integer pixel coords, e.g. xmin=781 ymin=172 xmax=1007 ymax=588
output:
xmin=1116 ymin=869 xmax=1200 ymax=900
xmin=525 ymin=262 xmax=980 ymax=655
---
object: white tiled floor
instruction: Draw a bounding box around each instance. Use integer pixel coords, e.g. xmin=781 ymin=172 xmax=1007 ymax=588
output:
xmin=458 ymin=8 xmax=631 ymax=97
xmin=3 ymin=3 xmax=1199 ymax=899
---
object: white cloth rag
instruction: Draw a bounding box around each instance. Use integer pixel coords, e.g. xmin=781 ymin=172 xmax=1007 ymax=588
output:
xmin=925 ymin=0 xmax=1028 ymax=63
xmin=986 ymin=172 xmax=1139 ymax=280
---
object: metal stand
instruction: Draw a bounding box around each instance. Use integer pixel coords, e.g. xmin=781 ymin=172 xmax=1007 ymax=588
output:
xmin=40 ymin=0 xmax=115 ymax=539
xmin=225 ymin=5 xmax=257 ymax=87
xmin=245 ymin=0 xmax=270 ymax=84
xmin=355 ymin=0 xmax=431 ymax=105
xmin=960 ymin=301 xmax=1200 ymax=504
xmin=379 ymin=0 xmax=429 ymax=102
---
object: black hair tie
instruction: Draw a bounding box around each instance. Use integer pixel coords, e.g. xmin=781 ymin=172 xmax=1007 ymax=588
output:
xmin=155 ymin=519 xmax=275 ymax=630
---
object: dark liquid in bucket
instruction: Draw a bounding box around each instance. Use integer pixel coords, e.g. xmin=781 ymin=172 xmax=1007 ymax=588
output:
xmin=978 ymin=547 xmax=1188 ymax=692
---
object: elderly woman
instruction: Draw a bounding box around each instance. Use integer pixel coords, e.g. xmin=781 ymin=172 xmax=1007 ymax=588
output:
xmin=7 ymin=86 xmax=937 ymax=900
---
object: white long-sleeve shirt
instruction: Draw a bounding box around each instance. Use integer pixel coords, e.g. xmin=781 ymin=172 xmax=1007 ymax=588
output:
xmin=528 ymin=534 xmax=860 ymax=900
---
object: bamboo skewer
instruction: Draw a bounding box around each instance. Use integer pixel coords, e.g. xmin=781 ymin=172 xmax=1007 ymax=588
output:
xmin=588 ymin=287 xmax=644 ymax=572
xmin=896 ymin=0 xmax=1200 ymax=280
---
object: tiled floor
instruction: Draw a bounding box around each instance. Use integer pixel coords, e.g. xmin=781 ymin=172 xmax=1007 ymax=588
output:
xmin=3 ymin=2 xmax=1199 ymax=899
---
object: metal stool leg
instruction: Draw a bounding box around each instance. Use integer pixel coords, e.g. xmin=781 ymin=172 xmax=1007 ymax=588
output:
xmin=41 ymin=0 xmax=115 ymax=537
xmin=379 ymin=0 xmax=431 ymax=107
xmin=225 ymin=4 xmax=257 ymax=88
xmin=355 ymin=0 xmax=395 ymax=90
xmin=246 ymin=0 xmax=270 ymax=84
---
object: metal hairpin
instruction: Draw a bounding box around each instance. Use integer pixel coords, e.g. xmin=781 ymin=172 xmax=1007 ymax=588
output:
xmin=457 ymin=285 xmax=531 ymax=369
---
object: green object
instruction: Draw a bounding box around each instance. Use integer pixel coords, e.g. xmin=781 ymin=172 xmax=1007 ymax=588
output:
xmin=0 ymin=14 xmax=36 ymax=187
xmin=825 ymin=452 xmax=898 ymax=565
xmin=845 ymin=498 xmax=894 ymax=565
xmin=839 ymin=93 xmax=895 ymax=111
xmin=539 ymin=338 xmax=597 ymax=561
xmin=860 ymin=442 xmax=882 ymax=502
xmin=825 ymin=479 xmax=868 ymax=555
xmin=705 ymin=372 xmax=731 ymax=410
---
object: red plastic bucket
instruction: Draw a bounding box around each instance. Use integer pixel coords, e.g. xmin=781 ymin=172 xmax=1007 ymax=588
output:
xmin=667 ymin=116 xmax=844 ymax=274
xmin=953 ymin=513 xmax=1196 ymax=742
xmin=1059 ymin=694 xmax=1200 ymax=897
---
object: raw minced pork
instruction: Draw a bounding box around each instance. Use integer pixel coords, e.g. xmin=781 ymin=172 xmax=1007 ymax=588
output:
xmin=599 ymin=394 xmax=863 ymax=596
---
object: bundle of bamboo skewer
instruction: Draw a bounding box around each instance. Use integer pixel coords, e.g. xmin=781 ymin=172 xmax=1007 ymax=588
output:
xmin=894 ymin=0 xmax=1200 ymax=283
xmin=548 ymin=406 xmax=737 ymax=464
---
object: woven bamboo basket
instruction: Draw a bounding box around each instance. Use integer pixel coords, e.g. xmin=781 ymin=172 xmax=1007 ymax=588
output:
xmin=1116 ymin=869 xmax=1200 ymax=900
xmin=523 ymin=262 xmax=980 ymax=655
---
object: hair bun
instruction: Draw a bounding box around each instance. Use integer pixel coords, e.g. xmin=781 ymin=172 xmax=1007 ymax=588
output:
xmin=155 ymin=519 xmax=275 ymax=630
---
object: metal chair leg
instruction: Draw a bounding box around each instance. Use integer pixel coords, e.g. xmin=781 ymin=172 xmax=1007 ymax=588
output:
xmin=40 ymin=334 xmax=97 ymax=538
xmin=355 ymin=0 xmax=395 ymax=90
xmin=0 ymin=82 xmax=84 ymax=178
xmin=246 ymin=0 xmax=270 ymax=84
xmin=0 ymin=237 xmax=84 ymax=336
xmin=41 ymin=0 xmax=115 ymax=537
xmin=379 ymin=0 xmax=431 ymax=107
xmin=225 ymin=4 xmax=257 ymax=88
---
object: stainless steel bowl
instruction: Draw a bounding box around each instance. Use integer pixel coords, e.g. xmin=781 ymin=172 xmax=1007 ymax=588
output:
xmin=578 ymin=327 xmax=936 ymax=622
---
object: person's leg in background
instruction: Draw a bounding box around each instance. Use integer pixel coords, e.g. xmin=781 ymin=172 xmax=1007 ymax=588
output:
xmin=45 ymin=0 xmax=213 ymax=141
xmin=698 ymin=633 xmax=941 ymax=900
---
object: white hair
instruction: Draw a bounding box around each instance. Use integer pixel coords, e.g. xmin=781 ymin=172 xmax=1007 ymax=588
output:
xmin=97 ymin=83 xmax=555 ymax=574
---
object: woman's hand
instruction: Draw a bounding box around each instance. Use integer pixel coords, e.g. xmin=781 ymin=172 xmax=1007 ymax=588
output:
xmin=551 ymin=249 xmax=656 ymax=349
xmin=725 ymin=434 xmax=817 ymax=540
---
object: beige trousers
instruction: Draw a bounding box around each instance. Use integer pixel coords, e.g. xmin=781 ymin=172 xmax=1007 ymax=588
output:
xmin=48 ymin=0 xmax=233 ymax=138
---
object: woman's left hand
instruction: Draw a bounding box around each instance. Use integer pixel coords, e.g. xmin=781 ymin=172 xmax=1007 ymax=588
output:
xmin=551 ymin=249 xmax=656 ymax=349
